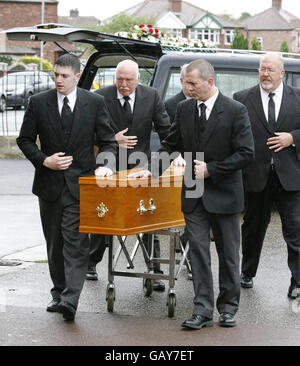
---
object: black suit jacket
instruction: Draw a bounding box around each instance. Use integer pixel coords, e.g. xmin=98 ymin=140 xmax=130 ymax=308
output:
xmin=96 ymin=84 xmax=171 ymax=169
xmin=17 ymin=87 xmax=117 ymax=201
xmin=156 ymin=92 xmax=254 ymax=214
xmin=234 ymin=83 xmax=300 ymax=192
xmin=165 ymin=91 xmax=186 ymax=123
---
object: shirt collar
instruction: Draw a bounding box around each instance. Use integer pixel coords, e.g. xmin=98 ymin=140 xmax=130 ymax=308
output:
xmin=117 ymin=89 xmax=136 ymax=101
xmin=57 ymin=87 xmax=77 ymax=104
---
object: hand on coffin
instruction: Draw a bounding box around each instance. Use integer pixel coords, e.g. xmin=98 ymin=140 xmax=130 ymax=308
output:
xmin=95 ymin=166 xmax=113 ymax=177
xmin=172 ymin=154 xmax=186 ymax=167
xmin=128 ymin=170 xmax=152 ymax=178
xmin=194 ymin=160 xmax=210 ymax=179
xmin=115 ymin=128 xmax=138 ymax=149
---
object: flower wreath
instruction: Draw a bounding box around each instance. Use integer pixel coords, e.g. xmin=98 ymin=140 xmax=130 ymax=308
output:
xmin=115 ymin=24 xmax=216 ymax=50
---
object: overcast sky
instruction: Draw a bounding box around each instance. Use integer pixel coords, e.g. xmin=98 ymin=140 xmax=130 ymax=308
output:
xmin=57 ymin=0 xmax=300 ymax=20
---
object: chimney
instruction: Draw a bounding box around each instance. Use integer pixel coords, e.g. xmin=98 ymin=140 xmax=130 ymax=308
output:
xmin=168 ymin=0 xmax=182 ymax=13
xmin=70 ymin=8 xmax=79 ymax=18
xmin=272 ymin=0 xmax=282 ymax=8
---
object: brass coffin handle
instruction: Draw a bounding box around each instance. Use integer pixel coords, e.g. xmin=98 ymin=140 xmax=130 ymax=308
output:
xmin=137 ymin=198 xmax=156 ymax=215
xmin=96 ymin=202 xmax=109 ymax=218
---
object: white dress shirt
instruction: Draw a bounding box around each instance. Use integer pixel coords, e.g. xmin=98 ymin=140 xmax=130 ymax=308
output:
xmin=57 ymin=88 xmax=77 ymax=115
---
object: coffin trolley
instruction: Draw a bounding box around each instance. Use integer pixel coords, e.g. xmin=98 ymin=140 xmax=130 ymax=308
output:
xmin=79 ymin=166 xmax=191 ymax=317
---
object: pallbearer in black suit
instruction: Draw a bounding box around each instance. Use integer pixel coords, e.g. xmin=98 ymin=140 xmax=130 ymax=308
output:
xmin=17 ymin=54 xmax=117 ymax=321
xmin=86 ymin=59 xmax=171 ymax=291
xmin=130 ymin=59 xmax=254 ymax=329
xmin=234 ymin=53 xmax=300 ymax=298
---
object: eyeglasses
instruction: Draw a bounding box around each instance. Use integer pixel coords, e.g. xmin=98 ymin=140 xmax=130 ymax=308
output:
xmin=258 ymin=68 xmax=277 ymax=75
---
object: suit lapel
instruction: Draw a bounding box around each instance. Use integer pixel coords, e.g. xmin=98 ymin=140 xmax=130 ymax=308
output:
xmin=46 ymin=89 xmax=65 ymax=147
xmin=248 ymin=85 xmax=273 ymax=134
xmin=202 ymin=93 xmax=223 ymax=147
xmin=66 ymin=88 xmax=88 ymax=148
xmin=276 ymin=84 xmax=292 ymax=130
xmin=131 ymin=85 xmax=146 ymax=133
xmin=106 ymin=86 xmax=126 ymax=131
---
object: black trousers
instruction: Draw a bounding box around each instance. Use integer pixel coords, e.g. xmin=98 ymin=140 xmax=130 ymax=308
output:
xmin=184 ymin=199 xmax=240 ymax=318
xmin=38 ymin=184 xmax=89 ymax=309
xmin=242 ymin=168 xmax=300 ymax=283
xmin=88 ymin=233 xmax=162 ymax=272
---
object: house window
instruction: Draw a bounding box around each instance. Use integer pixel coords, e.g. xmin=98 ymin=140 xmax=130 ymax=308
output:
xmin=257 ymin=37 xmax=263 ymax=48
xmin=297 ymin=32 xmax=300 ymax=47
xmin=225 ymin=30 xmax=235 ymax=45
xmin=190 ymin=29 xmax=220 ymax=44
xmin=172 ymin=29 xmax=182 ymax=38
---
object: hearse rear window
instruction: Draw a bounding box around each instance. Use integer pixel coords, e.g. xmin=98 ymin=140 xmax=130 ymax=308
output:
xmin=89 ymin=55 xmax=156 ymax=91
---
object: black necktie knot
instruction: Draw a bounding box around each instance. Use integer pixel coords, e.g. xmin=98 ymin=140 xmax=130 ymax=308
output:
xmin=268 ymin=92 xmax=275 ymax=99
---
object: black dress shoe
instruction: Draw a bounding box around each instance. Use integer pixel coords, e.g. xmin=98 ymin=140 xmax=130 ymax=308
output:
xmin=181 ymin=314 xmax=213 ymax=330
xmin=58 ymin=301 xmax=76 ymax=321
xmin=153 ymin=279 xmax=165 ymax=291
xmin=218 ymin=313 xmax=236 ymax=327
xmin=288 ymin=284 xmax=300 ymax=299
xmin=240 ymin=273 xmax=253 ymax=288
xmin=187 ymin=272 xmax=193 ymax=280
xmin=46 ymin=298 xmax=60 ymax=312
xmin=86 ymin=266 xmax=98 ymax=281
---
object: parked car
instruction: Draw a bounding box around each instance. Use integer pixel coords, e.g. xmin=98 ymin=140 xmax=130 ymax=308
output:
xmin=0 ymin=70 xmax=55 ymax=112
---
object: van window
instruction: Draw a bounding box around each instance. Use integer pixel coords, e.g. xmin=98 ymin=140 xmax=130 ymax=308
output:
xmin=164 ymin=68 xmax=293 ymax=100
xmin=164 ymin=69 xmax=259 ymax=100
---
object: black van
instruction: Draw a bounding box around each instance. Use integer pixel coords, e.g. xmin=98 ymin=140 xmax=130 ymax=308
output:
xmin=5 ymin=24 xmax=300 ymax=101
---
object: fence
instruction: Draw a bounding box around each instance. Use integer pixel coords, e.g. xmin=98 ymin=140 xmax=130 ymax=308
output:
xmin=0 ymin=71 xmax=54 ymax=136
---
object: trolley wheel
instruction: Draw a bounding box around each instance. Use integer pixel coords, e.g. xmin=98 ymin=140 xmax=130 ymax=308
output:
xmin=106 ymin=286 xmax=115 ymax=312
xmin=143 ymin=278 xmax=153 ymax=297
xmin=167 ymin=293 xmax=176 ymax=318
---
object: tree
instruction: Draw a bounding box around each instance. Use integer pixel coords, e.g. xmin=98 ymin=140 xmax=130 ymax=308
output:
xmin=251 ymin=37 xmax=262 ymax=51
xmin=18 ymin=56 xmax=53 ymax=71
xmin=238 ymin=12 xmax=251 ymax=21
xmin=99 ymin=13 xmax=157 ymax=34
xmin=231 ymin=30 xmax=248 ymax=50
xmin=280 ymin=40 xmax=289 ymax=57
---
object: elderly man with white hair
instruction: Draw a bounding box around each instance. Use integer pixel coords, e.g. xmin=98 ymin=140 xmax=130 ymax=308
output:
xmin=86 ymin=59 xmax=171 ymax=291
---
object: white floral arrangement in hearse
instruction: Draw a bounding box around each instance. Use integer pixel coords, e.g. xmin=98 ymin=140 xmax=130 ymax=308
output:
xmin=115 ymin=24 xmax=216 ymax=51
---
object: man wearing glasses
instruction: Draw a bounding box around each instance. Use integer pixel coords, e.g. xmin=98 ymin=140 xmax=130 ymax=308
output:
xmin=234 ymin=53 xmax=300 ymax=299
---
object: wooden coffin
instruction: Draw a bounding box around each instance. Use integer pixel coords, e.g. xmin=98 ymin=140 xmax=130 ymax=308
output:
xmin=79 ymin=166 xmax=185 ymax=235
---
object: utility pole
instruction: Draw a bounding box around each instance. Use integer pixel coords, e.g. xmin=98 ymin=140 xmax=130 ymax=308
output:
xmin=40 ymin=0 xmax=45 ymax=71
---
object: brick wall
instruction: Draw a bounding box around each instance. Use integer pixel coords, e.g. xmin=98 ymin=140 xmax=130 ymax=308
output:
xmin=245 ymin=30 xmax=295 ymax=52
xmin=1 ymin=2 xmax=58 ymax=64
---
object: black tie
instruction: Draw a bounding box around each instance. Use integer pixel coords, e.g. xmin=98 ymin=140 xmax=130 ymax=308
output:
xmin=199 ymin=102 xmax=207 ymax=133
xmin=123 ymin=96 xmax=132 ymax=128
xmin=61 ymin=96 xmax=73 ymax=134
xmin=268 ymin=93 xmax=276 ymax=132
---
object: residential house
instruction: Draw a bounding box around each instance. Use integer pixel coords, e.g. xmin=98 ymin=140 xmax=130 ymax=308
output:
xmin=103 ymin=0 xmax=242 ymax=49
xmin=241 ymin=0 xmax=300 ymax=53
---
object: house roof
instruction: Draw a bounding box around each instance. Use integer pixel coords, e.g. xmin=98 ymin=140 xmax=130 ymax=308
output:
xmin=104 ymin=0 xmax=239 ymax=28
xmin=240 ymin=6 xmax=299 ymax=30
xmin=0 ymin=0 xmax=57 ymax=3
